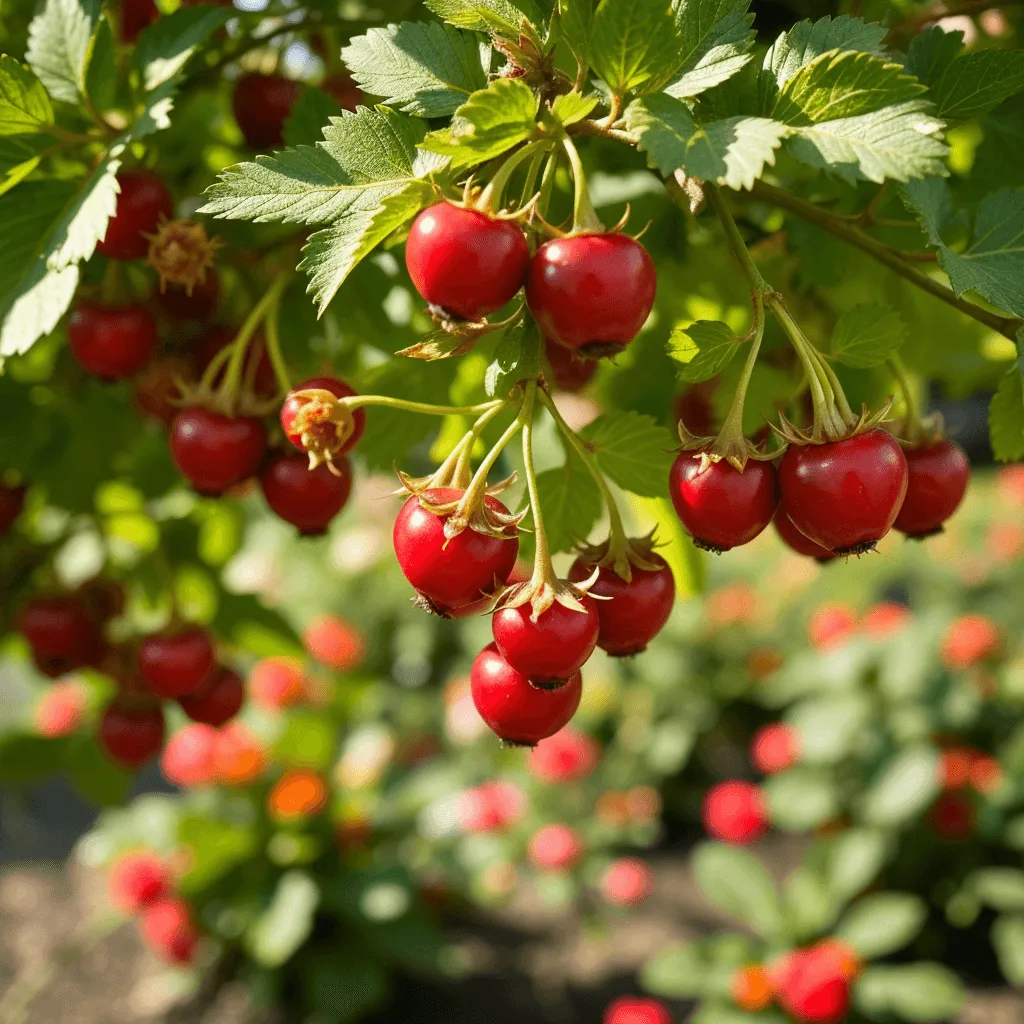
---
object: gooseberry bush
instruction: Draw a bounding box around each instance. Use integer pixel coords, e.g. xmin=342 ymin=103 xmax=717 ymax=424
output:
xmin=2 ymin=0 xmax=1024 ymax=1019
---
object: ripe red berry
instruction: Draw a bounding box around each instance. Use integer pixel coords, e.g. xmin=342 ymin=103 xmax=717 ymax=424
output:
xmin=568 ymin=555 xmax=675 ymax=657
xmin=601 ymin=857 xmax=653 ymax=906
xmin=155 ymin=269 xmax=220 ymax=322
xmin=302 ymin=614 xmax=364 ymax=671
xmin=34 ymin=680 xmax=88 ymax=737
xmin=779 ymin=430 xmax=909 ymax=555
xmin=137 ymin=627 xmax=216 ymax=699
xmin=405 ymin=203 xmax=530 ymax=321
xmin=492 ymin=596 xmax=599 ymax=686
xmin=161 ymin=723 xmax=220 ymax=788
xmin=776 ymin=944 xmax=853 ymax=1024
xmin=808 ymin=602 xmax=858 ymax=651
xmin=120 ymin=0 xmax=159 ymax=41
xmin=214 ymin=721 xmax=268 ymax=786
xmin=99 ymin=701 xmax=166 ymax=768
xmin=178 ymin=667 xmax=244 ymax=726
xmin=141 ymin=898 xmax=199 ymax=965
xmin=751 ymin=723 xmax=799 ymax=775
xmin=526 ymin=233 xmax=656 ymax=357
xmin=544 ymin=338 xmax=597 ymax=391
xmin=470 ymin=643 xmax=582 ymax=745
xmin=774 ymin=509 xmax=835 ymax=562
xmin=281 ymin=376 xmax=365 ymax=455
xmin=249 ymin=656 xmax=306 ymax=710
xmin=970 ymin=755 xmax=1004 ymax=795
xmin=529 ymin=729 xmax=600 ymax=783
xmin=170 ymin=407 xmax=268 ymax=496
xmin=528 ymin=823 xmax=584 ymax=871
xmin=940 ymin=613 xmax=1001 ymax=669
xmin=260 ymin=452 xmax=352 ymax=535
xmin=108 ymin=850 xmax=170 ymax=914
xmin=669 ymin=455 xmax=778 ymax=552
xmin=232 ymin=73 xmax=301 ymax=149
xmin=929 ymin=791 xmax=975 ymax=839
xmin=603 ymin=997 xmax=672 ymax=1024
xmin=393 ymin=488 xmax=519 ymax=614
xmin=862 ymin=601 xmax=911 ymax=639
xmin=703 ymin=780 xmax=769 ymax=844
xmin=97 ymin=171 xmax=174 ymax=261
xmin=459 ymin=780 xmax=527 ymax=833
xmin=894 ymin=439 xmax=970 ymax=538
xmin=322 ymin=72 xmax=362 ymax=111
xmin=0 ymin=481 xmax=26 ymax=534
xmin=133 ymin=357 xmax=193 ymax=425
xmin=17 ymin=595 xmax=101 ymax=678
xmin=68 ymin=303 xmax=157 ymax=380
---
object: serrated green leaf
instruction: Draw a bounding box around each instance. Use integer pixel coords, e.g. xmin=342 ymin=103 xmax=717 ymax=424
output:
xmin=835 ymin=893 xmax=926 ymax=957
xmin=342 ymin=22 xmax=490 ymax=118
xmin=905 ymin=25 xmax=964 ymax=90
xmin=46 ymin=144 xmax=122 ymax=267
xmin=854 ymin=964 xmax=964 ymax=1022
xmin=133 ymin=5 xmax=230 ymax=90
xmin=990 ymin=360 xmax=1024 ymax=463
xmin=830 ymin=303 xmax=905 ymax=368
xmin=245 ymin=871 xmax=321 ymax=968
xmin=26 ymin=0 xmax=100 ymax=104
xmin=420 ymin=77 xmax=538 ymax=170
xmin=0 ymin=56 xmax=54 ymax=134
xmin=283 ymin=87 xmax=342 ymax=148
xmin=861 ymin=745 xmax=940 ymax=826
xmin=424 ymin=0 xmax=539 ymax=34
xmin=667 ymin=318 xmax=744 ymax=381
xmin=535 ymin=449 xmax=602 ymax=554
xmin=580 ymin=410 xmax=675 ymax=497
xmin=899 ymin=176 xmax=951 ymax=245
xmin=550 ymin=91 xmax=599 ymax=126
xmin=589 ymin=0 xmax=683 ymax=97
xmin=484 ymin=317 xmax=542 ymax=397
xmin=992 ymin=915 xmax=1024 ymax=985
xmin=0 ymin=133 xmax=52 ymax=196
xmin=666 ymin=0 xmax=755 ymax=100
xmin=558 ymin=0 xmax=593 ymax=62
xmin=692 ymin=842 xmax=782 ymax=937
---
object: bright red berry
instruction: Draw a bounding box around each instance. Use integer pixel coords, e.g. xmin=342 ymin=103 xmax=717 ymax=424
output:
xmin=302 ymin=614 xmax=364 ymax=671
xmin=529 ymin=729 xmax=600 ymax=784
xmin=941 ymin=613 xmax=1001 ymax=669
xmin=545 ymin=338 xmax=597 ymax=391
xmin=894 ymin=439 xmax=970 ymax=538
xmin=459 ymin=780 xmax=526 ymax=833
xmin=808 ymin=602 xmax=858 ymax=651
xmin=248 ymin=656 xmax=306 ymax=710
xmin=393 ymin=488 xmax=519 ymax=614
xmin=34 ymin=680 xmax=88 ymax=737
xmin=0 ymin=481 xmax=26 ymax=534
xmin=214 ymin=721 xmax=268 ymax=786
xmin=526 ymin=233 xmax=656 ymax=358
xmin=97 ymin=171 xmax=173 ymax=261
xmin=779 ymin=430 xmax=909 ymax=555
xmin=137 ymin=627 xmax=216 ymax=699
xmin=939 ymin=747 xmax=975 ymax=789
xmin=155 ymin=269 xmax=220 ymax=322
xmin=99 ymin=701 xmax=166 ymax=768
xmin=669 ymin=455 xmax=778 ymax=552
xmin=108 ymin=850 xmax=170 ymax=914
xmin=68 ymin=303 xmax=157 ymax=380
xmin=862 ymin=601 xmax=911 ymax=639
xmin=703 ymin=780 xmax=769 ymax=844
xmin=601 ymin=857 xmax=653 ymax=906
xmin=970 ymin=755 xmax=1004 ymax=795
xmin=170 ymin=406 xmax=268 ymax=496
xmin=774 ymin=509 xmax=835 ymax=562
xmin=260 ymin=452 xmax=352 ymax=535
xmin=161 ymin=723 xmax=220 ymax=788
xmin=528 ymin=823 xmax=584 ymax=872
xmin=492 ymin=596 xmax=599 ymax=686
xmin=405 ymin=203 xmax=529 ymax=322
xmin=141 ymin=898 xmax=199 ymax=965
xmin=751 ymin=723 xmax=799 ymax=775
xmin=280 ymin=376 xmax=365 ymax=456
xmin=603 ymin=997 xmax=672 ymax=1024
xmin=470 ymin=643 xmax=582 ymax=745
xmin=178 ymin=667 xmax=244 ymax=726
xmin=232 ymin=73 xmax=301 ymax=149
xmin=17 ymin=595 xmax=101 ymax=678
xmin=568 ymin=555 xmax=675 ymax=657
xmin=776 ymin=943 xmax=853 ymax=1024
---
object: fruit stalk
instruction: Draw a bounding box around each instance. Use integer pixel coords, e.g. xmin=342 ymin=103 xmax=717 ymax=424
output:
xmin=561 ymin=135 xmax=603 ymax=234
xmin=263 ymin=297 xmax=291 ymax=395
xmin=887 ymin=355 xmax=922 ymax=443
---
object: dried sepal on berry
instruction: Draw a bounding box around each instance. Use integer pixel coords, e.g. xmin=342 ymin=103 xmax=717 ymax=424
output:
xmin=498 ymin=570 xmax=603 ymax=624
xmin=675 ymin=419 xmax=779 ymax=473
xmin=144 ymin=219 xmax=222 ymax=295
xmin=574 ymin=529 xmax=665 ymax=585
xmin=283 ymin=388 xmax=358 ymax=475
xmin=771 ymin=398 xmax=895 ymax=448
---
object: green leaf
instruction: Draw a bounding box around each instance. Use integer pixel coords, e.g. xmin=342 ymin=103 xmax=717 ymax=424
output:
xmin=588 ymin=0 xmax=683 ymax=97
xmin=26 ymin=0 xmax=100 ymax=104
xmin=551 ymin=91 xmax=600 ymax=127
xmin=300 ymin=949 xmax=388 ymax=1023
xmin=854 ymin=964 xmax=964 ymax=1022
xmin=666 ymin=0 xmax=755 ymax=100
xmin=835 ymin=893 xmax=926 ymax=958
xmin=862 ymin=745 xmax=940 ymax=827
xmin=763 ymin=769 xmax=838 ymax=831
xmin=790 ymin=692 xmax=871 ymax=763
xmin=990 ymin=360 xmax=1024 ymax=463
xmin=830 ymin=303 xmax=905 ymax=368
xmin=178 ymin=814 xmax=258 ymax=893
xmin=692 ymin=841 xmax=782 ymax=937
xmin=632 ymin=493 xmax=706 ymax=597
xmin=558 ymin=0 xmax=593 ymax=63
xmin=245 ymin=871 xmax=321 ymax=968
xmin=283 ymin=87 xmax=342 ymax=149
xmin=0 ymin=133 xmax=52 ymax=196
xmin=0 ymin=56 xmax=54 ymax=134
xmin=424 ymin=0 xmax=539 ymax=34
xmin=905 ymin=26 xmax=964 ymax=92
xmin=899 ymin=176 xmax=950 ymax=245
xmin=45 ymin=144 xmax=122 ymax=266
xmin=972 ymin=868 xmax=1024 ymax=911
xmin=580 ymin=410 xmax=675 ymax=497
xmin=484 ymin=317 xmax=542 ymax=398
xmin=535 ymin=449 xmax=602 ymax=554
xmin=133 ymin=5 xmax=231 ymax=90
xmin=641 ymin=943 xmax=709 ymax=999
xmin=341 ymin=22 xmax=490 ymax=118
xmin=667 ymin=318 xmax=744 ymax=382
xmin=825 ymin=828 xmax=886 ymax=903
xmin=420 ymin=77 xmax=538 ymax=170
xmin=992 ymin=914 xmax=1024 ymax=985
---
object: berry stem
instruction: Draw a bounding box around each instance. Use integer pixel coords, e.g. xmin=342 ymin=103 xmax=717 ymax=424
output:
xmin=452 ymin=402 xmax=514 ymax=486
xmin=477 ymin=140 xmax=551 ymax=214
xmin=451 ymin=397 xmax=525 ymax=525
xmin=705 ymin=185 xmax=771 ymax=295
xmin=888 ymin=355 xmax=923 ymax=443
xmin=263 ymin=295 xmax=291 ymax=396
xmin=335 ymin=395 xmax=506 ymax=417
xmin=561 ymin=135 xmax=604 ymax=235
xmin=520 ymin=382 xmax=558 ymax=592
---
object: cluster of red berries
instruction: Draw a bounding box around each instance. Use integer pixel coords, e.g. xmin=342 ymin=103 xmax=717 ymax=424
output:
xmin=928 ymin=744 xmax=1005 ymax=839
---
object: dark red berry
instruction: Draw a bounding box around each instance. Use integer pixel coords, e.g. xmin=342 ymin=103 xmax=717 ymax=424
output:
xmin=133 ymin=357 xmax=192 ymax=425
xmin=170 ymin=407 xmax=268 ymax=496
xmin=18 ymin=596 xmax=102 ymax=678
xmin=141 ymin=898 xmax=199 ymax=965
xmin=155 ymin=270 xmax=220 ymax=322
xmin=97 ymin=171 xmax=174 ymax=261
xmin=470 ymin=643 xmax=581 ymax=746
xmin=568 ymin=556 xmax=674 ymax=656
xmin=0 ymin=481 xmax=26 ymax=534
xmin=544 ymin=338 xmax=597 ymax=391
xmin=108 ymin=850 xmax=170 ymax=914
xmin=260 ymin=452 xmax=352 ymax=535
xmin=393 ymin=488 xmax=519 ymax=613
xmin=674 ymin=380 xmax=718 ymax=435
xmin=405 ymin=203 xmax=529 ymax=321
xmin=526 ymin=234 xmax=656 ymax=358
xmin=492 ymin=595 xmax=599 ymax=685
xmin=894 ymin=439 xmax=970 ymax=538
xmin=280 ymin=376 xmax=365 ymax=455
xmin=774 ymin=509 xmax=835 ymax=562
xmin=232 ymin=73 xmax=301 ymax=149
xmin=99 ymin=701 xmax=166 ymax=768
xmin=120 ymin=0 xmax=159 ymax=44
xmin=68 ymin=303 xmax=157 ymax=380
xmin=669 ymin=454 xmax=778 ymax=552
xmin=779 ymin=429 xmax=908 ymax=555
xmin=178 ymin=667 xmax=244 ymax=726
xmin=137 ymin=628 xmax=216 ymax=699
xmin=322 ymin=73 xmax=361 ymax=111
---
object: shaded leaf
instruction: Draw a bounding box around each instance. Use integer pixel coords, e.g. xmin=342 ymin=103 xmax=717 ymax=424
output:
xmin=990 ymin=359 xmax=1024 ymax=463
xmin=589 ymin=0 xmax=683 ymax=97
xmin=535 ymin=450 xmax=602 ymax=554
xmin=484 ymin=317 xmax=541 ymax=397
xmin=581 ymin=411 xmax=675 ymax=497
xmin=692 ymin=841 xmax=782 ymax=937
xmin=133 ymin=5 xmax=231 ymax=90
xmin=854 ymin=964 xmax=964 ymax=1022
xmin=830 ymin=304 xmax=905 ymax=368
xmin=0 ymin=56 xmax=54 ymax=134
xmin=667 ymin=318 xmax=744 ymax=382
xmin=835 ymin=893 xmax=926 ymax=958
xmin=666 ymin=0 xmax=754 ymax=100
xmin=245 ymin=871 xmax=321 ymax=968
xmin=862 ymin=746 xmax=940 ymax=826
xmin=283 ymin=87 xmax=342 ymax=149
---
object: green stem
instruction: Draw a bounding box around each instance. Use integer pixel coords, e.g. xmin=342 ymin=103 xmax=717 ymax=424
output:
xmin=887 ymin=355 xmax=922 ymax=442
xmin=520 ymin=382 xmax=556 ymax=590
xmin=338 ymin=395 xmax=505 ymax=417
xmin=705 ymin=185 xmax=771 ymax=293
xmin=537 ymin=150 xmax=561 ymax=220
xmin=452 ymin=402 xmax=511 ymax=484
xmin=561 ymin=135 xmax=603 ymax=234
xmin=454 ymin=400 xmax=525 ymax=517
xmin=478 ymin=140 xmax=551 ymax=214
xmin=518 ymin=148 xmax=545 ymax=211
xmin=264 ymin=298 xmax=291 ymax=395
xmin=713 ymin=292 xmax=766 ymax=463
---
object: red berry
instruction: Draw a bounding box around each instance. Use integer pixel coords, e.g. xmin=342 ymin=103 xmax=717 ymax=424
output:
xmin=170 ymin=407 xmax=268 ymax=496
xmin=941 ymin=613 xmax=1001 ymax=669
xmin=675 ymin=380 xmax=718 ymax=436
xmin=0 ymin=481 xmax=26 ymax=534
xmin=774 ymin=509 xmax=835 ymax=562
xmin=249 ymin=656 xmax=306 ymax=710
xmin=779 ymin=430 xmax=909 ymax=555
xmin=17 ymin=596 xmax=101 ymax=678
xmin=970 ymin=755 xmax=1004 ymax=795
xmin=260 ymin=452 xmax=352 ymax=535
xmin=939 ymin=747 xmax=975 ymax=789
xmin=492 ymin=596 xmax=599 ymax=685
xmin=703 ymin=780 xmax=769 ymax=844
xmin=405 ymin=203 xmax=529 ymax=321
xmin=393 ymin=488 xmax=519 ymax=614
xmin=302 ymin=614 xmax=364 ymax=671
xmin=99 ymin=701 xmax=165 ymax=768
xmin=120 ymin=0 xmax=159 ymax=42
xmin=68 ymin=303 xmax=157 ymax=380
xmin=133 ymin=357 xmax=193 ymax=425
xmin=178 ymin=667 xmax=244 ymax=726
xmin=322 ymin=72 xmax=362 ymax=111
xmin=161 ymin=723 xmax=220 ymax=787
xmin=776 ymin=944 xmax=852 ymax=1024
xmin=568 ymin=555 xmax=675 ymax=657
xmin=35 ymin=680 xmax=88 ymax=737
xmin=529 ymin=729 xmax=600 ymax=783
xmin=470 ymin=643 xmax=582 ymax=745
xmin=862 ymin=601 xmax=911 ymax=639
xmin=141 ymin=898 xmax=199 ymax=965
xmin=751 ymin=723 xmax=799 ymax=775
xmin=603 ymin=997 xmax=673 ymax=1024
xmin=526 ymin=233 xmax=656 ymax=357
xmin=108 ymin=850 xmax=170 ymax=914
xmin=929 ymin=791 xmax=975 ymax=839
xmin=459 ymin=780 xmax=527 ymax=833
xmin=528 ymin=823 xmax=584 ymax=872
xmin=808 ymin=602 xmax=858 ymax=651
xmin=137 ymin=627 xmax=215 ymax=699
xmin=544 ymin=338 xmax=597 ymax=391
xmin=155 ymin=270 xmax=220 ymax=322
xmin=601 ymin=857 xmax=653 ymax=907
xmin=214 ymin=721 xmax=268 ymax=786
xmin=894 ymin=439 xmax=970 ymax=538
xmin=97 ymin=171 xmax=173 ymax=261
xmin=232 ymin=73 xmax=301 ymax=149
xmin=669 ymin=454 xmax=778 ymax=553
xmin=281 ymin=376 xmax=365 ymax=455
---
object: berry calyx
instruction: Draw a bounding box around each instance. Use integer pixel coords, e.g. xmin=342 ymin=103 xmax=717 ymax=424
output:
xmin=779 ymin=429 xmax=908 ymax=555
xmin=170 ymin=406 xmax=268 ymax=496
xmin=703 ymin=780 xmax=769 ymax=844
xmin=137 ymin=627 xmax=216 ymax=699
xmin=601 ymin=857 xmax=653 ymax=906
xmin=108 ymin=850 xmax=170 ymax=914
xmin=280 ymin=376 xmax=365 ymax=465
xmin=544 ymin=337 xmax=597 ymax=391
xmin=141 ymin=898 xmax=199 ymax=965
xmin=774 ymin=509 xmax=835 ymax=562
xmin=68 ymin=303 xmax=157 ymax=380
xmin=232 ymin=73 xmax=300 ymax=149
xmin=99 ymin=700 xmax=166 ymax=768
xmin=97 ymin=171 xmax=174 ymax=261
xmin=526 ymin=233 xmax=656 ymax=358
xmin=178 ymin=667 xmax=244 ymax=726
xmin=133 ymin=357 xmax=193 ymax=424
xmin=470 ymin=642 xmax=582 ymax=746
xmin=751 ymin=723 xmax=799 ymax=775
xmin=17 ymin=595 xmax=102 ymax=678
xmin=145 ymin=218 xmax=221 ymax=296
xmin=161 ymin=723 xmax=220 ymax=787
xmin=894 ymin=439 xmax=970 ymax=538
xmin=260 ymin=452 xmax=352 ymax=535
xmin=528 ymin=823 xmax=584 ymax=871
xmin=405 ymin=203 xmax=530 ymax=322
